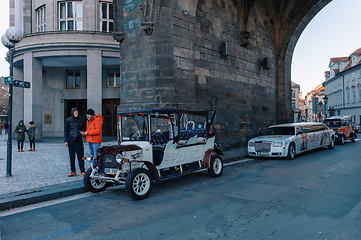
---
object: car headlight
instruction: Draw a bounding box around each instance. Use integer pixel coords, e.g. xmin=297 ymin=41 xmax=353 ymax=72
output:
xmin=116 ymin=154 xmax=124 ymax=164
xmin=248 ymin=142 xmax=255 ymax=147
xmin=273 ymin=141 xmax=283 ymax=147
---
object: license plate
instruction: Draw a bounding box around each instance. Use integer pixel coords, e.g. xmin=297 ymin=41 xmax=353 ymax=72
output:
xmin=104 ymin=168 xmax=118 ymax=174
xmin=257 ymin=152 xmax=269 ymax=157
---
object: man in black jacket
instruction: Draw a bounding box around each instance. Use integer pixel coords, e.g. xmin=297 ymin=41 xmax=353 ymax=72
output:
xmin=64 ymin=108 xmax=86 ymax=177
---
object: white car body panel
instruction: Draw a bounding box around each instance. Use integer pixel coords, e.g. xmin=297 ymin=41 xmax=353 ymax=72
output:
xmin=248 ymin=122 xmax=334 ymax=158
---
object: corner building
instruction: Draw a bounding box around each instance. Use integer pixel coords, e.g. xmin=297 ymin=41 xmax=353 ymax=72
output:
xmin=10 ymin=0 xmax=119 ymax=140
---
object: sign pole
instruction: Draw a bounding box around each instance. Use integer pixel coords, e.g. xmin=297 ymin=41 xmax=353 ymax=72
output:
xmin=6 ymin=48 xmax=13 ymax=177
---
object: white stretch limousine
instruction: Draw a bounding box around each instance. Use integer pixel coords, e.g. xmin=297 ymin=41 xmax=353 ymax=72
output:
xmin=248 ymin=123 xmax=335 ymax=160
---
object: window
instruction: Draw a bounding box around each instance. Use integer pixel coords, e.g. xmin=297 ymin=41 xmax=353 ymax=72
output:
xmin=100 ymin=2 xmax=113 ymax=32
xmin=59 ymin=1 xmax=82 ymax=31
xmin=36 ymin=5 xmax=46 ymax=32
xmin=107 ymin=68 xmax=120 ymax=87
xmin=66 ymin=69 xmax=81 ymax=88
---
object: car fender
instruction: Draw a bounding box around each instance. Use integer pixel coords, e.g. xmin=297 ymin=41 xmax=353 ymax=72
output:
xmin=135 ymin=161 xmax=161 ymax=181
xmin=203 ymin=147 xmax=224 ymax=168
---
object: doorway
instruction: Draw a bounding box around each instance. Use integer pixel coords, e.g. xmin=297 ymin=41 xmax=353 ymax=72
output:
xmin=102 ymin=99 xmax=120 ymax=136
xmin=64 ymin=99 xmax=87 ymax=122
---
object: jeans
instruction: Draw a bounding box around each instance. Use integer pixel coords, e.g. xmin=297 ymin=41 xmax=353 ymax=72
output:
xmin=17 ymin=140 xmax=24 ymax=150
xmin=89 ymin=143 xmax=101 ymax=156
xmin=29 ymin=137 xmax=35 ymax=148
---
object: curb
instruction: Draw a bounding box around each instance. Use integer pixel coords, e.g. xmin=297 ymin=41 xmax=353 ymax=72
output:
xmin=0 ymin=182 xmax=87 ymax=211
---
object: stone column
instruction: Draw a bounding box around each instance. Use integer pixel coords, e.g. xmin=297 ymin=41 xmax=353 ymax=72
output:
xmin=87 ymin=50 xmax=102 ymax=115
xmin=23 ymin=52 xmax=43 ymax=141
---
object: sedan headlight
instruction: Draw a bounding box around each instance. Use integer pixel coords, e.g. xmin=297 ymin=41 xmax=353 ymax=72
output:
xmin=248 ymin=141 xmax=255 ymax=147
xmin=273 ymin=141 xmax=283 ymax=147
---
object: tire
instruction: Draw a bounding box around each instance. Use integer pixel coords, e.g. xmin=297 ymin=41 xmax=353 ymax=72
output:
xmin=328 ymin=137 xmax=334 ymax=149
xmin=340 ymin=135 xmax=345 ymax=145
xmin=208 ymin=154 xmax=223 ymax=178
xmin=351 ymin=133 xmax=356 ymax=142
xmin=286 ymin=143 xmax=296 ymax=160
xmin=125 ymin=168 xmax=153 ymax=200
xmin=84 ymin=168 xmax=108 ymax=193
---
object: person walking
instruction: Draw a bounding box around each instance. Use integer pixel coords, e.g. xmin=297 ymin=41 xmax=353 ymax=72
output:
xmin=4 ymin=121 xmax=9 ymax=134
xmin=81 ymin=109 xmax=103 ymax=156
xmin=27 ymin=121 xmax=36 ymax=151
xmin=15 ymin=120 xmax=27 ymax=152
xmin=64 ymin=108 xmax=86 ymax=177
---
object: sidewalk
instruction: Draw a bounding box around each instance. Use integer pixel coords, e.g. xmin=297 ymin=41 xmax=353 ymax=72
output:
xmin=0 ymin=134 xmax=246 ymax=211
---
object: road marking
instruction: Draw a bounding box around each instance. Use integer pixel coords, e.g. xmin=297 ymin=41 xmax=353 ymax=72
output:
xmin=0 ymin=192 xmax=93 ymax=217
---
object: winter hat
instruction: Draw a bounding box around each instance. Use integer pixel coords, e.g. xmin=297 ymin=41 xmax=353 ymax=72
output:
xmin=71 ymin=107 xmax=78 ymax=116
xmin=19 ymin=120 xmax=24 ymax=124
xmin=29 ymin=121 xmax=34 ymax=125
xmin=86 ymin=109 xmax=95 ymax=116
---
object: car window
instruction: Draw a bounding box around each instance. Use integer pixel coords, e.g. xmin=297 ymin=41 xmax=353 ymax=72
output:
xmin=262 ymin=127 xmax=295 ymax=136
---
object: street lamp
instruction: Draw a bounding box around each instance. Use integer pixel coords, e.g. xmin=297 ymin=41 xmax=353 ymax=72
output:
xmin=323 ymin=95 xmax=328 ymax=118
xmin=319 ymin=101 xmax=323 ymax=122
xmin=2 ymin=26 xmax=23 ymax=177
xmin=305 ymin=109 xmax=308 ymax=122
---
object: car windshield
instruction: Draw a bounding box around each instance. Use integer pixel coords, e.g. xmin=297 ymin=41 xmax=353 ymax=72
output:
xmin=121 ymin=115 xmax=149 ymax=141
xmin=324 ymin=120 xmax=341 ymax=127
xmin=262 ymin=127 xmax=295 ymax=136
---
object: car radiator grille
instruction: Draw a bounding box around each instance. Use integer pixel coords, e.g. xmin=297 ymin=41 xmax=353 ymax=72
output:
xmin=102 ymin=154 xmax=116 ymax=168
xmin=255 ymin=141 xmax=271 ymax=152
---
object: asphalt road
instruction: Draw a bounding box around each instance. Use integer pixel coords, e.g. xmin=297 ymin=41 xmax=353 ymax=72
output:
xmin=1 ymin=140 xmax=361 ymax=240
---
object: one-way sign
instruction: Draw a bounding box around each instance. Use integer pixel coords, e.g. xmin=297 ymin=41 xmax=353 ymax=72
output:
xmin=13 ymin=80 xmax=31 ymax=88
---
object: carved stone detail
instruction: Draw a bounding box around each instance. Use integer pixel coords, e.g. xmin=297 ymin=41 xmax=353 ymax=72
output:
xmin=139 ymin=0 xmax=157 ymax=35
xmin=112 ymin=32 xmax=125 ymax=43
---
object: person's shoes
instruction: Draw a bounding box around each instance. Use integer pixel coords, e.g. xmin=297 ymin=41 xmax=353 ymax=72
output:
xmin=81 ymin=172 xmax=85 ymax=176
xmin=28 ymin=148 xmax=33 ymax=151
xmin=33 ymin=148 xmax=35 ymax=151
xmin=18 ymin=149 xmax=20 ymax=152
xmin=21 ymin=149 xmax=24 ymax=152
xmin=68 ymin=172 xmax=76 ymax=177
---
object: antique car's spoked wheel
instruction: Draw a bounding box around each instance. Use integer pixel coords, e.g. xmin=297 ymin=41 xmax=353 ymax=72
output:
xmin=208 ymin=154 xmax=223 ymax=178
xmin=84 ymin=168 xmax=108 ymax=193
xmin=126 ymin=168 xmax=153 ymax=200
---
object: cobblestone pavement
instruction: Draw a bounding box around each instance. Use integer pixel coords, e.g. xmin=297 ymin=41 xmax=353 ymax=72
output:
xmin=0 ymin=134 xmax=117 ymax=195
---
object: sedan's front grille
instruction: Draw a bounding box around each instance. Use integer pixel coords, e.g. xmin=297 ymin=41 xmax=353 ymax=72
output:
xmin=255 ymin=141 xmax=271 ymax=152
xmin=102 ymin=154 xmax=116 ymax=168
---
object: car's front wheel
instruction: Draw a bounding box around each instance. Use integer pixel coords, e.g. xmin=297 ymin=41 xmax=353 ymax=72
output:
xmin=286 ymin=143 xmax=296 ymax=160
xmin=351 ymin=133 xmax=356 ymax=142
xmin=328 ymin=137 xmax=335 ymax=149
xmin=340 ymin=135 xmax=345 ymax=145
xmin=84 ymin=168 xmax=108 ymax=193
xmin=125 ymin=168 xmax=153 ymax=200
xmin=208 ymin=154 xmax=223 ymax=178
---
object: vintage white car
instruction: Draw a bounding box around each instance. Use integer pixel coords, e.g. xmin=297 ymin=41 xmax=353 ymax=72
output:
xmin=83 ymin=108 xmax=224 ymax=200
xmin=248 ymin=122 xmax=335 ymax=160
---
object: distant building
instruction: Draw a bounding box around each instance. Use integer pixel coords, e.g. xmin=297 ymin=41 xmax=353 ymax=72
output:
xmin=10 ymin=0 xmax=119 ymax=140
xmin=291 ymin=81 xmax=301 ymax=122
xmin=305 ymin=84 xmax=325 ymax=122
xmin=323 ymin=47 xmax=361 ymax=124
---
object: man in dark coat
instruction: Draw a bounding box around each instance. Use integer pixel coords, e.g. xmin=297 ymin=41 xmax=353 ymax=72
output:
xmin=64 ymin=108 xmax=86 ymax=177
xmin=15 ymin=120 xmax=27 ymax=152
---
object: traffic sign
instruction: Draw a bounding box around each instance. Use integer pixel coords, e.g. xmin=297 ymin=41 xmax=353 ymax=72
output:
xmin=317 ymin=113 xmax=321 ymax=118
xmin=13 ymin=80 xmax=31 ymax=88
xmin=4 ymin=76 xmax=13 ymax=85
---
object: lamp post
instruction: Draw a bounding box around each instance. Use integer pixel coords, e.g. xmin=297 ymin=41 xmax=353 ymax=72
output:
xmin=319 ymin=101 xmax=323 ymax=122
xmin=305 ymin=109 xmax=308 ymax=122
xmin=323 ymin=95 xmax=328 ymax=119
xmin=1 ymin=26 xmax=23 ymax=177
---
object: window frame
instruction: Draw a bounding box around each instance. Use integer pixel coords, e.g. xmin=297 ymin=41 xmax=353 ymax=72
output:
xmin=99 ymin=2 xmax=114 ymax=32
xmin=66 ymin=69 xmax=81 ymax=89
xmin=36 ymin=5 xmax=46 ymax=32
xmin=107 ymin=68 xmax=120 ymax=88
xmin=58 ymin=1 xmax=83 ymax=31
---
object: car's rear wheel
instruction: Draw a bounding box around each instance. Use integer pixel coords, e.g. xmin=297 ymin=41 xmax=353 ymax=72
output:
xmin=328 ymin=137 xmax=335 ymax=149
xmin=286 ymin=143 xmax=296 ymax=160
xmin=340 ymin=135 xmax=345 ymax=145
xmin=84 ymin=168 xmax=108 ymax=193
xmin=351 ymin=133 xmax=356 ymax=142
xmin=125 ymin=168 xmax=153 ymax=200
xmin=208 ymin=154 xmax=223 ymax=178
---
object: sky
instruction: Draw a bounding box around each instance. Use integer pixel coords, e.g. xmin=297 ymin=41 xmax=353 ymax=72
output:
xmin=0 ymin=0 xmax=360 ymax=98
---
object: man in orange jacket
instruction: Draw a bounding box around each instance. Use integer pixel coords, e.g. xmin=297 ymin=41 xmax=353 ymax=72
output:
xmin=81 ymin=109 xmax=103 ymax=156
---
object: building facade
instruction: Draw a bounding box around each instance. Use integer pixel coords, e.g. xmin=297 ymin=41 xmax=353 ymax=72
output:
xmin=10 ymin=0 xmax=119 ymax=140
xmin=323 ymin=48 xmax=361 ymax=124
xmin=291 ymin=81 xmax=301 ymax=122
xmin=304 ymin=84 xmax=325 ymax=122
